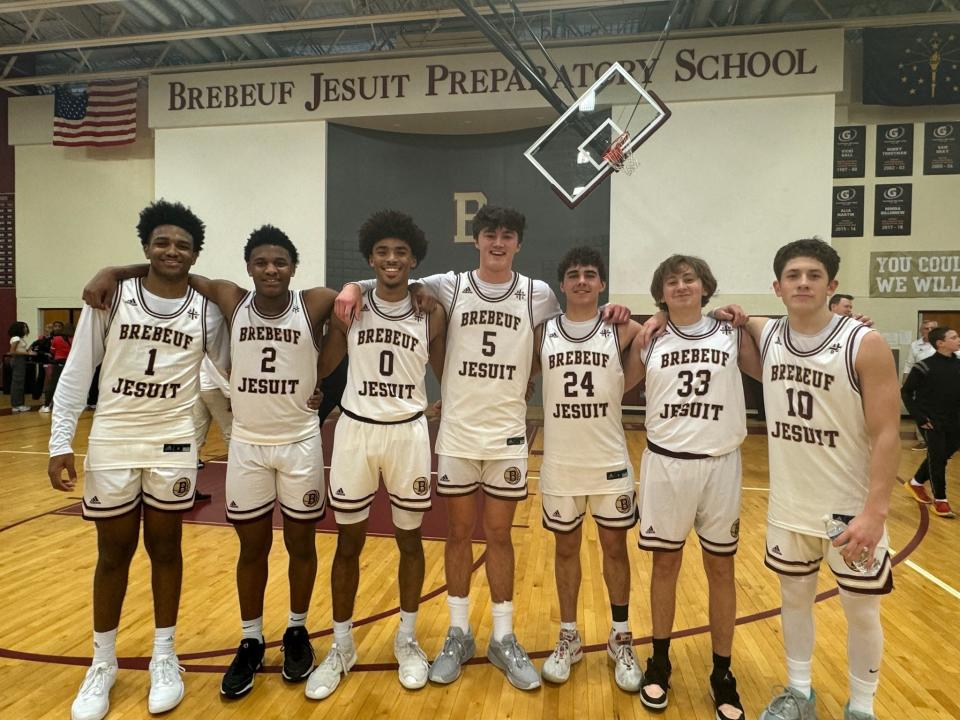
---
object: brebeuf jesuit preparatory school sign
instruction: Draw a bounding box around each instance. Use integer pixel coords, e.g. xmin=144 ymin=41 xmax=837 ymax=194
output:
xmin=148 ymin=28 xmax=842 ymax=128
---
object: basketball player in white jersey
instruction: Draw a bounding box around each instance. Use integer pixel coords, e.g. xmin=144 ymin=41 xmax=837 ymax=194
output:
xmin=304 ymin=210 xmax=445 ymax=700
xmin=729 ymin=239 xmax=899 ymax=720
xmin=334 ymin=206 xmax=631 ymax=689
xmin=82 ymin=225 xmax=337 ymax=699
xmin=630 ymin=255 xmax=761 ymax=720
xmin=49 ymin=201 xmax=228 ymax=720
xmin=533 ymin=247 xmax=645 ymax=692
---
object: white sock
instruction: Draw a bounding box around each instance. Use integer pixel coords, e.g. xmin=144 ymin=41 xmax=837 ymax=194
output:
xmin=840 ymin=590 xmax=883 ymax=715
xmin=397 ymin=610 xmax=417 ymax=641
xmin=333 ymin=619 xmax=354 ymax=648
xmin=560 ymin=621 xmax=577 ymax=634
xmin=288 ymin=610 xmax=308 ymax=629
xmin=491 ymin=601 xmax=513 ymax=643
xmin=611 ymin=620 xmax=630 ymax=635
xmin=92 ymin=628 xmax=118 ymax=666
xmin=241 ymin=616 xmax=264 ymax=644
xmin=910 ymin=478 xmax=924 ymax=487
xmin=779 ymin=574 xmax=817 ymax=698
xmin=447 ymin=595 xmax=470 ymax=633
xmin=152 ymin=626 xmax=175 ymax=659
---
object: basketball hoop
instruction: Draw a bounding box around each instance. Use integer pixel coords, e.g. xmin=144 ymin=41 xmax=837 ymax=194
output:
xmin=603 ymin=131 xmax=630 ymax=171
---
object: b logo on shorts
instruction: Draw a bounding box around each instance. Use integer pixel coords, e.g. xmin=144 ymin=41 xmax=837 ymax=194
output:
xmin=615 ymin=494 xmax=632 ymax=514
xmin=303 ymin=490 xmax=321 ymax=508
xmin=172 ymin=478 xmax=191 ymax=498
xmin=412 ymin=477 xmax=429 ymax=496
xmin=503 ymin=467 xmax=522 ymax=485
xmin=730 ymin=519 xmax=740 ymax=539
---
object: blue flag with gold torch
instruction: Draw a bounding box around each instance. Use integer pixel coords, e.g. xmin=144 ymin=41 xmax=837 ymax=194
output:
xmin=863 ymin=25 xmax=960 ymax=106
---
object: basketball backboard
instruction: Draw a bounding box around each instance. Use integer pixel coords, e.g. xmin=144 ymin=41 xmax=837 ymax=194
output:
xmin=524 ymin=62 xmax=671 ymax=208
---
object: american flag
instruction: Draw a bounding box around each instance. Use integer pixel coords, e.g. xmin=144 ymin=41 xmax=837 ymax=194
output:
xmin=53 ymin=81 xmax=138 ymax=147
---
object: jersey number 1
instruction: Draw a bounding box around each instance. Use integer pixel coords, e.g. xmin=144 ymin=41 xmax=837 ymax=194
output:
xmin=145 ymin=348 xmax=157 ymax=376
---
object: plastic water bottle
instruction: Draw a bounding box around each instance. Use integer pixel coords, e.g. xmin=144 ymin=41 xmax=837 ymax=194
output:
xmin=823 ymin=514 xmax=880 ymax=573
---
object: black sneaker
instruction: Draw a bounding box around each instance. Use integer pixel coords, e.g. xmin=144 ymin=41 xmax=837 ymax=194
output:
xmin=710 ymin=670 xmax=744 ymax=720
xmin=639 ymin=656 xmax=671 ymax=711
xmin=197 ymin=459 xmax=206 ymax=469
xmin=281 ymin=626 xmax=316 ymax=682
xmin=194 ymin=490 xmax=212 ymax=503
xmin=221 ymin=638 xmax=265 ymax=698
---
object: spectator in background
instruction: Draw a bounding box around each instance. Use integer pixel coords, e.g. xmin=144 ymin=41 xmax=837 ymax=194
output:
xmin=901 ymin=327 xmax=960 ymax=518
xmin=904 ymin=319 xmax=939 ymax=451
xmin=8 ymin=321 xmax=34 ymax=413
xmin=30 ymin=323 xmax=55 ymax=399
xmin=40 ymin=321 xmax=71 ymax=413
xmin=828 ymin=293 xmax=854 ymax=317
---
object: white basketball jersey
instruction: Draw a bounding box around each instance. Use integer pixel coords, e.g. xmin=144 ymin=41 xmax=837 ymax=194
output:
xmin=340 ymin=290 xmax=430 ymax=422
xmin=761 ymin=315 xmax=873 ymax=535
xmin=91 ymin=278 xmax=207 ymax=449
xmin=230 ymin=290 xmax=320 ymax=445
xmin=644 ymin=317 xmax=746 ymax=456
xmin=540 ymin=315 xmax=631 ymax=494
xmin=436 ymin=271 xmax=534 ymax=459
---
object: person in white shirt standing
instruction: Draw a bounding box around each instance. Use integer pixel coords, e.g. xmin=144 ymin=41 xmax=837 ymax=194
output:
xmin=533 ymin=246 xmax=645 ymax=692
xmin=49 ymin=200 xmax=228 ymax=720
xmin=305 ymin=210 xmax=445 ymax=700
xmin=729 ymin=238 xmax=899 ymax=720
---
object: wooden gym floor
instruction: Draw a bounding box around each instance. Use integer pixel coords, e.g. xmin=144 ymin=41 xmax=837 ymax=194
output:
xmin=0 ymin=408 xmax=957 ymax=720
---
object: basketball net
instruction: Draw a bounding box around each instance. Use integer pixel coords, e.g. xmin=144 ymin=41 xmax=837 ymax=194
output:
xmin=603 ymin=131 xmax=640 ymax=176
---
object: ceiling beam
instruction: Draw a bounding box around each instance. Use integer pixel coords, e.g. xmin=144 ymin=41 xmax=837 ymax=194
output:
xmin=0 ymin=0 xmax=667 ymax=56
xmin=3 ymin=0 xmax=114 ymax=11
xmin=4 ymin=8 xmax=959 ymax=89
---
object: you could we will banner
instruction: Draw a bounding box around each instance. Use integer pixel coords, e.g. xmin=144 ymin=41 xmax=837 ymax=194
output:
xmin=870 ymin=250 xmax=960 ymax=297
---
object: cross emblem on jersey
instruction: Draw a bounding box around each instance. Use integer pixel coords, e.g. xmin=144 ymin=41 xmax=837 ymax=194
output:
xmin=291 ymin=305 xmax=300 ymax=313
xmin=515 ymin=289 xmax=526 ymax=300
xmin=600 ymin=328 xmax=611 ymax=337
xmin=414 ymin=312 xmax=423 ymax=321
xmin=720 ymin=324 xmax=733 ymax=335
xmin=829 ymin=342 xmax=842 ymax=354
xmin=187 ymin=308 xmax=199 ymax=320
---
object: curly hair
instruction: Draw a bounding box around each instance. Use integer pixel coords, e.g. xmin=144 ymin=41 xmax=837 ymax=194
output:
xmin=650 ymin=255 xmax=718 ymax=311
xmin=136 ymin=200 xmax=205 ymax=252
xmin=773 ymin=238 xmax=840 ymax=281
xmin=556 ymin=246 xmax=607 ymax=283
xmin=8 ymin=321 xmax=28 ymax=338
xmin=472 ymin=205 xmax=526 ymax=244
xmin=358 ymin=210 xmax=428 ymax=262
xmin=244 ymin=225 xmax=299 ymax=266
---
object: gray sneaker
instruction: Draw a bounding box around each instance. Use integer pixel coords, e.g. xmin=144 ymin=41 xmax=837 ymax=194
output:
xmin=843 ymin=702 xmax=875 ymax=720
xmin=760 ymin=686 xmax=817 ymax=720
xmin=487 ymin=634 xmax=540 ymax=690
xmin=428 ymin=627 xmax=475 ymax=684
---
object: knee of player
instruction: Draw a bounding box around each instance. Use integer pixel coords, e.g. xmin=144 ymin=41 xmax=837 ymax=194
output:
xmin=447 ymin=517 xmax=477 ymax=542
xmin=554 ymin=533 xmax=582 ymax=560
xmin=393 ymin=526 xmax=424 ymax=555
xmin=652 ymin=549 xmax=684 ymax=574
xmin=96 ymin=537 xmax=139 ymax=570
xmin=335 ymin=525 xmax=368 ymax=558
xmin=143 ymin=535 xmax=183 ymax=565
xmin=702 ymin=552 xmax=736 ymax=581
xmin=282 ymin=533 xmax=316 ymax=562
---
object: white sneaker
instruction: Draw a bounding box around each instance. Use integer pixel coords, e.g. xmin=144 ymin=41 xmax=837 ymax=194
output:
xmin=12 ymin=405 xmax=30 ymax=413
xmin=541 ymin=629 xmax=582 ymax=684
xmin=148 ymin=654 xmax=184 ymax=713
xmin=40 ymin=405 xmax=52 ymax=413
xmin=305 ymin=642 xmax=356 ymax=700
xmin=394 ymin=636 xmax=429 ymax=690
xmin=607 ymin=631 xmax=643 ymax=692
xmin=71 ymin=662 xmax=117 ymax=720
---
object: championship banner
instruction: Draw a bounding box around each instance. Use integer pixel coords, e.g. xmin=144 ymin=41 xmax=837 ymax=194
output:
xmin=831 ymin=186 xmax=864 ymax=237
xmin=870 ymin=251 xmax=960 ymax=297
xmin=833 ymin=126 xmax=865 ymax=178
xmin=923 ymin=121 xmax=960 ymax=174
xmin=874 ymin=184 xmax=912 ymax=236
xmin=863 ymin=24 xmax=960 ymax=106
xmin=875 ymin=123 xmax=914 ymax=176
